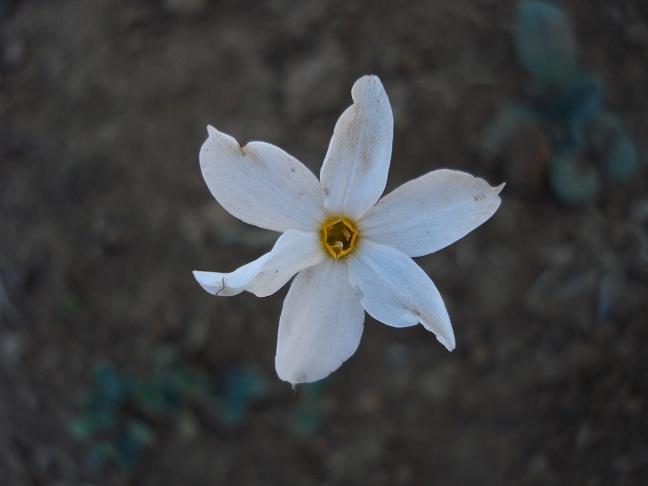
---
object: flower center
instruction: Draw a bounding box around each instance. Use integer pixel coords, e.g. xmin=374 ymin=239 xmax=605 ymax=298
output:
xmin=320 ymin=216 xmax=359 ymax=259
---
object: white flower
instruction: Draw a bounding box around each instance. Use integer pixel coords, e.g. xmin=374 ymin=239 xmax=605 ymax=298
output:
xmin=193 ymin=75 xmax=503 ymax=385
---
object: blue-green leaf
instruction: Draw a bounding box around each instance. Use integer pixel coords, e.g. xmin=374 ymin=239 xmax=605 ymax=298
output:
xmin=516 ymin=1 xmax=577 ymax=86
xmin=92 ymin=363 xmax=125 ymax=405
xmin=127 ymin=418 xmax=156 ymax=447
xmin=68 ymin=415 xmax=97 ymax=441
xmin=115 ymin=433 xmax=143 ymax=470
xmin=218 ymin=366 xmax=267 ymax=427
xmin=537 ymin=76 xmax=602 ymax=124
xmin=549 ymin=155 xmax=599 ymax=205
xmin=604 ymin=132 xmax=638 ymax=182
xmin=481 ymin=104 xmax=536 ymax=156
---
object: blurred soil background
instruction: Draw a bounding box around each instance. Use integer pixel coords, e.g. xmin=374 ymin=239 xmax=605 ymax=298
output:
xmin=1 ymin=0 xmax=648 ymax=484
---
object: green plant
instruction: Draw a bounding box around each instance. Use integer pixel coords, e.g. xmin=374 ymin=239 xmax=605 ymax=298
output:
xmin=484 ymin=1 xmax=638 ymax=204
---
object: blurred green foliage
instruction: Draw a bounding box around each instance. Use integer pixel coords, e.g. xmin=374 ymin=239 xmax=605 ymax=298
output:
xmin=69 ymin=350 xmax=267 ymax=471
xmin=549 ymin=155 xmax=599 ymax=205
xmin=70 ymin=350 xmax=329 ymax=471
xmin=516 ymin=0 xmax=577 ymax=87
xmin=218 ymin=365 xmax=267 ymax=426
xmin=485 ymin=0 xmax=638 ymax=204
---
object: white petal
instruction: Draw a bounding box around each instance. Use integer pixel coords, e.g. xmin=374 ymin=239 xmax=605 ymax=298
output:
xmin=275 ymin=261 xmax=364 ymax=385
xmin=200 ymin=126 xmax=325 ymax=232
xmin=360 ymin=169 xmax=504 ymax=257
xmin=193 ymin=230 xmax=324 ymax=298
xmin=319 ymin=75 xmax=394 ymax=219
xmin=347 ymin=240 xmax=455 ymax=350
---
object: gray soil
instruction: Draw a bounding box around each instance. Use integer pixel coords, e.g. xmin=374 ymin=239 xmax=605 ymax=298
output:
xmin=1 ymin=0 xmax=648 ymax=484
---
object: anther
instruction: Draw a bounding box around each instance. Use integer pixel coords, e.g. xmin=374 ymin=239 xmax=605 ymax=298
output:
xmin=320 ymin=216 xmax=359 ymax=260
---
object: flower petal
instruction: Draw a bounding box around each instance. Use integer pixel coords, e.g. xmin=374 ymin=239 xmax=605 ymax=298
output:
xmin=347 ymin=240 xmax=455 ymax=350
xmin=200 ymin=126 xmax=325 ymax=232
xmin=360 ymin=169 xmax=504 ymax=257
xmin=193 ymin=230 xmax=324 ymax=298
xmin=319 ymin=75 xmax=394 ymax=219
xmin=275 ymin=261 xmax=364 ymax=385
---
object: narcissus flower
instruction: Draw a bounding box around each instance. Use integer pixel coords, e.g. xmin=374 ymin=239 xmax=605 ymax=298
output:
xmin=194 ymin=75 xmax=503 ymax=385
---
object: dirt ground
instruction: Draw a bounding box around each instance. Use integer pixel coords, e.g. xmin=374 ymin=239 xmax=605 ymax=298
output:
xmin=1 ymin=0 xmax=648 ymax=484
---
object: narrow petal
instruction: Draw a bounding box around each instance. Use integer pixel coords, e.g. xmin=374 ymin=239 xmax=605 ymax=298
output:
xmin=319 ymin=75 xmax=394 ymax=219
xmin=200 ymin=127 xmax=325 ymax=232
xmin=193 ymin=230 xmax=324 ymax=298
xmin=275 ymin=261 xmax=364 ymax=385
xmin=347 ymin=240 xmax=455 ymax=350
xmin=360 ymin=169 xmax=504 ymax=257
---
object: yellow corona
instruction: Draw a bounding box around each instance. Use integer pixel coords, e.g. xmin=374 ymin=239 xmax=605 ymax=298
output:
xmin=319 ymin=216 xmax=359 ymax=259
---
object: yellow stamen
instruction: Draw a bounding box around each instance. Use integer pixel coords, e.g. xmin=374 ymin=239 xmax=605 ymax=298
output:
xmin=320 ymin=216 xmax=359 ymax=259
